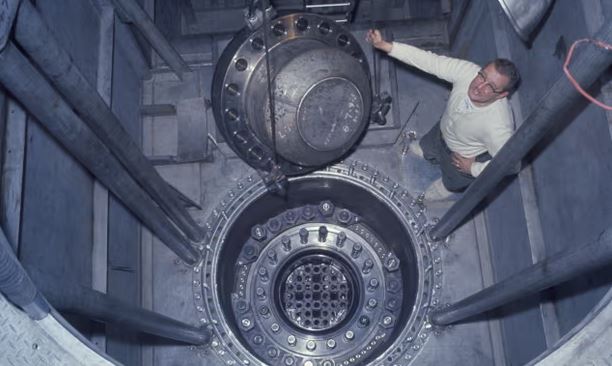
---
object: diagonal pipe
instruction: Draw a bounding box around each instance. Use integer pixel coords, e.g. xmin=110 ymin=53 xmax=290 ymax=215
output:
xmin=28 ymin=268 xmax=211 ymax=345
xmin=430 ymin=228 xmax=612 ymax=326
xmin=0 ymin=41 xmax=200 ymax=265
xmin=429 ymin=20 xmax=612 ymax=241
xmin=13 ymin=0 xmax=205 ymax=244
xmin=110 ymin=0 xmax=191 ymax=80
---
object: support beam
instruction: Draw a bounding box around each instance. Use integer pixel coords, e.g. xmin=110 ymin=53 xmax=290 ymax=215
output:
xmin=430 ymin=228 xmax=612 ymax=326
xmin=1 ymin=99 xmax=27 ymax=253
xmin=110 ymin=0 xmax=191 ymax=80
xmin=91 ymin=3 xmax=114 ymax=352
xmin=13 ymin=0 xmax=205 ymax=243
xmin=28 ymin=268 xmax=211 ymax=345
xmin=0 ymin=41 xmax=200 ymax=265
xmin=429 ymin=20 xmax=612 ymax=241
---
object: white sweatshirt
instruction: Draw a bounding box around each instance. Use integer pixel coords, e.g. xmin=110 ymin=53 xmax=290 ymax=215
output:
xmin=389 ymin=42 xmax=514 ymax=177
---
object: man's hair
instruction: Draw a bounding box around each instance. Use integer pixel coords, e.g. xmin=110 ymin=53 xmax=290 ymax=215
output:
xmin=489 ymin=58 xmax=520 ymax=93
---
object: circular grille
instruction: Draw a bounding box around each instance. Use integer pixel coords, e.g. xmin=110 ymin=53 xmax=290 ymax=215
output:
xmin=280 ymin=254 xmax=354 ymax=332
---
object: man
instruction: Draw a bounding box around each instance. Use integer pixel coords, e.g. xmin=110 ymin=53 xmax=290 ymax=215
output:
xmin=366 ymin=29 xmax=520 ymax=194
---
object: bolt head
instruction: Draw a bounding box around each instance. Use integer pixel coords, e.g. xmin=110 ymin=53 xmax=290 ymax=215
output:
xmin=344 ymin=330 xmax=354 ymax=340
xmin=284 ymin=210 xmax=298 ymax=224
xmin=267 ymin=218 xmax=282 ymax=233
xmin=384 ymin=254 xmax=400 ymax=272
xmin=306 ymin=340 xmax=316 ymax=351
xmin=326 ymin=339 xmax=336 ymax=349
xmin=302 ymin=206 xmax=315 ymax=220
xmin=287 ymin=335 xmax=297 ymax=346
xmin=337 ymin=209 xmax=352 ymax=224
xmin=251 ymin=225 xmax=267 ymax=241
xmin=318 ymin=201 xmax=335 ymax=216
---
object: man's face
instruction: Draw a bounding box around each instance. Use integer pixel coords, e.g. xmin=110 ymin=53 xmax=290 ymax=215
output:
xmin=468 ymin=64 xmax=510 ymax=106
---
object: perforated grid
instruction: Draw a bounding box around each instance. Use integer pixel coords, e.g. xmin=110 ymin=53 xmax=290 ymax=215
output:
xmin=281 ymin=259 xmax=352 ymax=331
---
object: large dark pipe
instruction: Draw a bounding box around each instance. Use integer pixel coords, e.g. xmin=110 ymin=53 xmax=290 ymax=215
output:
xmin=13 ymin=0 xmax=205 ymax=243
xmin=110 ymin=0 xmax=191 ymax=80
xmin=430 ymin=228 xmax=612 ymax=326
xmin=429 ymin=20 xmax=612 ymax=241
xmin=28 ymin=268 xmax=211 ymax=345
xmin=0 ymin=41 xmax=200 ymax=265
xmin=0 ymin=227 xmax=49 ymax=320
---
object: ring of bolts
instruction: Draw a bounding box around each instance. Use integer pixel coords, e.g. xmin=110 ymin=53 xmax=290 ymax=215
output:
xmin=231 ymin=201 xmax=403 ymax=365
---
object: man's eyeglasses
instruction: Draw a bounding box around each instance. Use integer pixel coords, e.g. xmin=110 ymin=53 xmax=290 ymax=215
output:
xmin=476 ymin=70 xmax=503 ymax=94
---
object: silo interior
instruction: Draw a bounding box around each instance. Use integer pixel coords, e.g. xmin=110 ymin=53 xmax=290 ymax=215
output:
xmin=0 ymin=0 xmax=611 ymax=365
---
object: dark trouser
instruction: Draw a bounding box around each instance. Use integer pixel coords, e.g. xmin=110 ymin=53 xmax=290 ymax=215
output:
xmin=419 ymin=122 xmax=491 ymax=192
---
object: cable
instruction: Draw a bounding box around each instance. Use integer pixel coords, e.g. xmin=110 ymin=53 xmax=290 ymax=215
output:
xmin=563 ymin=38 xmax=612 ymax=111
xmin=261 ymin=0 xmax=279 ymax=165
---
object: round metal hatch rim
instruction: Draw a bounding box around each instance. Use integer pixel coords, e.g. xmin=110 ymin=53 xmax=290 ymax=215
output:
xmin=213 ymin=12 xmax=370 ymax=174
xmin=196 ymin=162 xmax=440 ymax=365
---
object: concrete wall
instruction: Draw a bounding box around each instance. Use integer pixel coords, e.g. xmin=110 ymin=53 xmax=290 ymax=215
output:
xmin=451 ymin=0 xmax=612 ymax=364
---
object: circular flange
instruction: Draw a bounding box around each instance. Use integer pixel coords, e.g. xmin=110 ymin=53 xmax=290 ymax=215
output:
xmin=193 ymin=161 xmax=444 ymax=365
xmin=211 ymin=13 xmax=372 ymax=176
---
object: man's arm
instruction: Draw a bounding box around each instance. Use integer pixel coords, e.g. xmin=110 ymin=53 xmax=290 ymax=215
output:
xmin=366 ymin=29 xmax=477 ymax=84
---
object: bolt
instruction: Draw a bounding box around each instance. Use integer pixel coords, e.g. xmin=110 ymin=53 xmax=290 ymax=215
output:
xmin=326 ymin=339 xmax=336 ymax=349
xmin=367 ymin=278 xmax=379 ymax=291
xmin=242 ymin=245 xmax=259 ymax=262
xmin=267 ymin=218 xmax=282 ymax=233
xmin=336 ymin=232 xmax=347 ymax=247
xmin=322 ymin=361 xmax=333 ymax=366
xmin=236 ymin=299 xmax=248 ymax=312
xmin=366 ymin=298 xmax=378 ymax=310
xmin=299 ymin=228 xmax=309 ymax=244
xmin=241 ymin=318 xmax=252 ymax=328
xmin=284 ymin=210 xmax=298 ymax=224
xmin=259 ymin=305 xmax=270 ymax=316
xmin=267 ymin=250 xmax=277 ymax=264
xmin=362 ymin=259 xmax=374 ymax=274
xmin=281 ymin=236 xmax=292 ymax=251
xmin=287 ymin=335 xmax=297 ymax=346
xmin=304 ymin=361 xmax=314 ymax=366
xmin=258 ymin=267 xmax=269 ymax=281
xmin=284 ymin=356 xmax=295 ymax=365
xmin=306 ymin=340 xmax=316 ymax=351
xmin=267 ymin=347 xmax=279 ymax=358
xmin=253 ymin=335 xmax=264 ymax=344
xmin=271 ymin=323 xmax=280 ymax=332
xmin=387 ymin=279 xmax=400 ymax=294
xmin=384 ymin=254 xmax=400 ymax=272
xmin=251 ymin=225 xmax=267 ymax=241
xmin=351 ymin=243 xmax=362 ymax=258
xmin=319 ymin=226 xmax=328 ymax=242
xmin=358 ymin=315 xmax=370 ymax=327
xmin=385 ymin=298 xmax=399 ymax=311
xmin=319 ymin=201 xmax=335 ymax=216
xmin=383 ymin=315 xmax=393 ymax=326
xmin=337 ymin=209 xmax=352 ymax=224
xmin=344 ymin=330 xmax=355 ymax=341
xmin=302 ymin=206 xmax=315 ymax=220
xmin=256 ymin=287 xmax=266 ymax=299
